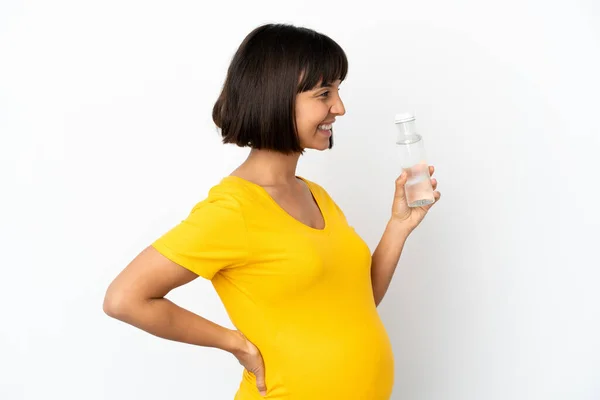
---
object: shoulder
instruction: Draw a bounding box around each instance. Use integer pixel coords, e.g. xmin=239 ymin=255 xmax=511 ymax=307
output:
xmin=181 ymin=178 xmax=250 ymax=227
xmin=190 ymin=175 xmax=269 ymax=218
xmin=200 ymin=178 xmax=243 ymax=209
xmin=197 ymin=175 xmax=259 ymax=205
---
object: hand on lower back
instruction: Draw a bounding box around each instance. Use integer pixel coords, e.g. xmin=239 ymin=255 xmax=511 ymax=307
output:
xmin=230 ymin=330 xmax=267 ymax=396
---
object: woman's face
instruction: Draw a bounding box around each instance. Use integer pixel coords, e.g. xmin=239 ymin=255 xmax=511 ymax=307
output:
xmin=294 ymin=79 xmax=345 ymax=151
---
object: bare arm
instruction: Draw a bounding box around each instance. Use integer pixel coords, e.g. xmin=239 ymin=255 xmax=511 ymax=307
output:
xmin=371 ymin=165 xmax=439 ymax=306
xmin=104 ymin=245 xmax=270 ymax=395
xmin=370 ymin=220 xmax=411 ymax=306
xmin=103 ymin=245 xmax=243 ymax=353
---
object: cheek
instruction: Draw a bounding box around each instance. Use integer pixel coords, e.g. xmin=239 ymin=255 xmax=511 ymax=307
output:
xmin=295 ymin=111 xmax=313 ymax=130
xmin=306 ymin=104 xmax=329 ymax=125
xmin=295 ymin=101 xmax=329 ymax=133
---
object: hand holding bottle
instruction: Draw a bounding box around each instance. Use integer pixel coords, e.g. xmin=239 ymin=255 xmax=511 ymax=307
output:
xmin=391 ymin=164 xmax=440 ymax=232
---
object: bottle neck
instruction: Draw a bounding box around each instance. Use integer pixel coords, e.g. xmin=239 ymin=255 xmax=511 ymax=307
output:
xmin=395 ymin=119 xmax=417 ymax=135
xmin=395 ymin=120 xmax=421 ymax=144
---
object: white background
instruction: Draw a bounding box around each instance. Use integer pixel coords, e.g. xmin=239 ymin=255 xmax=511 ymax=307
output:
xmin=1 ymin=1 xmax=599 ymax=399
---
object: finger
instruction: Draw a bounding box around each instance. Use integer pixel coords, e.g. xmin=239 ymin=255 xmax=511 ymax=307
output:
xmin=254 ymin=365 xmax=267 ymax=396
xmin=420 ymin=191 xmax=441 ymax=212
xmin=394 ymin=171 xmax=408 ymax=200
xmin=431 ymin=178 xmax=438 ymax=191
xmin=429 ymin=165 xmax=435 ymax=176
xmin=396 ymin=170 xmax=408 ymax=184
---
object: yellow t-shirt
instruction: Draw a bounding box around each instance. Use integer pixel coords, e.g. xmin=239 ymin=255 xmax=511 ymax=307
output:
xmin=152 ymin=176 xmax=394 ymax=399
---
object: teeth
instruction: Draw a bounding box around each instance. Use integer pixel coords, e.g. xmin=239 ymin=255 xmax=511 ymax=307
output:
xmin=318 ymin=124 xmax=332 ymax=130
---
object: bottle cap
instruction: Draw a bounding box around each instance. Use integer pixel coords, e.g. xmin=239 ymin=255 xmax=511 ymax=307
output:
xmin=394 ymin=112 xmax=415 ymax=124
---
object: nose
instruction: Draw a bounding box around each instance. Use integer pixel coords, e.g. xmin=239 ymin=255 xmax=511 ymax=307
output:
xmin=331 ymin=96 xmax=346 ymax=116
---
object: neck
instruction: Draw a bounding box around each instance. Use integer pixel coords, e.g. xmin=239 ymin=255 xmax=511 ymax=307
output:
xmin=237 ymin=149 xmax=302 ymax=186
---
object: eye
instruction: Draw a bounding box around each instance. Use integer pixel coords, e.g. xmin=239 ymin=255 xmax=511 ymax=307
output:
xmin=319 ymin=91 xmax=330 ymax=98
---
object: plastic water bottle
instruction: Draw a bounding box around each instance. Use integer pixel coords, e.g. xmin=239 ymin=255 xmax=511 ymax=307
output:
xmin=394 ymin=112 xmax=435 ymax=207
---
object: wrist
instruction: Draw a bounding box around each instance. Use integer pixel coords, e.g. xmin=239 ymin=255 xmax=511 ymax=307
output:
xmin=387 ymin=217 xmax=414 ymax=237
xmin=223 ymin=329 xmax=247 ymax=356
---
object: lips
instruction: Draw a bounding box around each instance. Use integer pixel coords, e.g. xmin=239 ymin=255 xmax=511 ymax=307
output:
xmin=317 ymin=126 xmax=332 ymax=138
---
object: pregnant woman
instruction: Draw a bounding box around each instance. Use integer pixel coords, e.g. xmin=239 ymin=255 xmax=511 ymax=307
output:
xmin=103 ymin=23 xmax=440 ymax=399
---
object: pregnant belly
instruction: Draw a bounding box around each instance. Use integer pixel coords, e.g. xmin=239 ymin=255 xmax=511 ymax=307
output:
xmin=262 ymin=317 xmax=395 ymax=399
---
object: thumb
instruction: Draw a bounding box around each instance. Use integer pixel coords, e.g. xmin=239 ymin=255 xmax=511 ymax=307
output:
xmin=254 ymin=365 xmax=267 ymax=396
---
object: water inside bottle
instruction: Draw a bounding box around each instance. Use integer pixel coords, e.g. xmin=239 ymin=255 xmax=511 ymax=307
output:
xmin=403 ymin=164 xmax=435 ymax=207
xmin=396 ymin=134 xmax=435 ymax=207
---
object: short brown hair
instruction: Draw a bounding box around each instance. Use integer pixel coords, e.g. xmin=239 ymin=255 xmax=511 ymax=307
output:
xmin=212 ymin=24 xmax=348 ymax=154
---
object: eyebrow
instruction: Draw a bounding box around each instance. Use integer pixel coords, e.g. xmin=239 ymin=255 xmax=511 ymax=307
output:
xmin=315 ymin=82 xmax=340 ymax=90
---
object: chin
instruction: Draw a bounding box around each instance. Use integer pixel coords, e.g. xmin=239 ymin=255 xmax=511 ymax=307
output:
xmin=300 ymin=133 xmax=334 ymax=152
xmin=312 ymin=134 xmax=334 ymax=151
xmin=305 ymin=140 xmax=331 ymax=151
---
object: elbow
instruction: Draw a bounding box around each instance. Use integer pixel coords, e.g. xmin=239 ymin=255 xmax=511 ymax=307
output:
xmin=103 ymin=286 xmax=133 ymax=320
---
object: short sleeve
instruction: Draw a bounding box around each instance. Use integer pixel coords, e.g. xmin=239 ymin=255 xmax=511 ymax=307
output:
xmin=151 ymin=192 xmax=248 ymax=280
